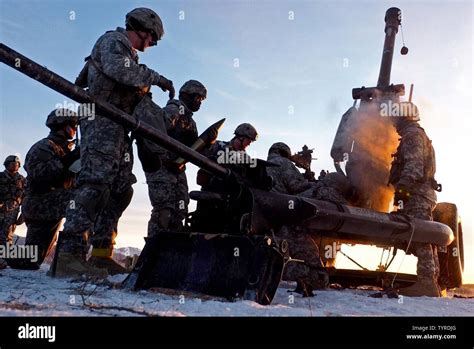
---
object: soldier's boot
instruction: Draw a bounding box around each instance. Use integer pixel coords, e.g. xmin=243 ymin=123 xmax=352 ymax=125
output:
xmin=53 ymin=252 xmax=108 ymax=278
xmin=294 ymin=279 xmax=315 ymax=297
xmin=0 ymin=258 xmax=7 ymax=270
xmin=436 ymin=279 xmax=447 ymax=297
xmin=398 ymin=277 xmax=441 ymax=297
xmin=51 ymin=233 xmax=107 ymax=278
xmin=286 ymin=261 xmax=329 ymax=296
xmin=88 ymin=247 xmax=130 ymax=275
xmin=6 ymin=258 xmax=40 ymax=270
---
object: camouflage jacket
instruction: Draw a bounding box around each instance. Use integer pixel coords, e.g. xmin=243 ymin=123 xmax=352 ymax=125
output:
xmin=267 ymin=153 xmax=312 ymax=195
xmin=24 ymin=133 xmax=75 ymax=196
xmin=163 ymin=99 xmax=198 ymax=159
xmin=389 ymin=123 xmax=437 ymax=203
xmin=0 ymin=170 xmax=26 ymax=214
xmin=199 ymin=140 xmax=250 ymax=190
xmin=202 ymin=141 xmax=230 ymax=162
xmin=84 ymin=27 xmax=161 ymax=114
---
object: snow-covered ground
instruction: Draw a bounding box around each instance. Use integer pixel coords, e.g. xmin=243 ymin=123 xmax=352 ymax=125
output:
xmin=0 ymin=263 xmax=473 ymax=317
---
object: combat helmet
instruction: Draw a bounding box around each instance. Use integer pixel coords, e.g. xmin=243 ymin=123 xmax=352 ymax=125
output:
xmin=3 ymin=155 xmax=20 ymax=167
xmin=179 ymin=80 xmax=207 ymax=98
xmin=126 ymin=8 xmax=164 ymax=42
xmin=269 ymin=142 xmax=291 ymax=158
xmin=234 ymin=123 xmax=258 ymax=141
xmin=45 ymin=109 xmax=78 ymax=129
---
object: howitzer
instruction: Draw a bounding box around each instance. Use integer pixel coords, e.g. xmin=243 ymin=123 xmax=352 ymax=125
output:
xmin=331 ymin=7 xmax=406 ymax=212
xmin=0 ymin=42 xmax=455 ymax=304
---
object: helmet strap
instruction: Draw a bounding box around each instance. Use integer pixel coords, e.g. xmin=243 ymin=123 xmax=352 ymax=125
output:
xmin=127 ymin=22 xmax=150 ymax=51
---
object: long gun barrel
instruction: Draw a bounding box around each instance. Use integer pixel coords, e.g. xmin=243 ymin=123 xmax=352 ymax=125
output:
xmin=351 ymin=7 xmax=404 ymax=100
xmin=0 ymin=43 xmax=229 ymax=179
xmin=377 ymin=7 xmax=401 ymax=87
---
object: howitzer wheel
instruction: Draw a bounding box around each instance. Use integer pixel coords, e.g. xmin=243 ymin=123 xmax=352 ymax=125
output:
xmin=433 ymin=202 xmax=464 ymax=289
xmin=279 ymin=240 xmax=289 ymax=254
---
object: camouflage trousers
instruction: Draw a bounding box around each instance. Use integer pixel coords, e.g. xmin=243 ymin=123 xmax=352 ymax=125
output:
xmin=278 ymin=225 xmax=328 ymax=289
xmin=20 ymin=189 xmax=73 ymax=266
xmin=91 ymin=186 xmax=134 ymax=249
xmin=61 ymin=115 xmax=136 ymax=254
xmin=25 ymin=219 xmax=62 ymax=266
xmin=403 ymin=195 xmax=439 ymax=280
xmin=0 ymin=211 xmax=18 ymax=245
xmin=145 ymin=166 xmax=189 ymax=236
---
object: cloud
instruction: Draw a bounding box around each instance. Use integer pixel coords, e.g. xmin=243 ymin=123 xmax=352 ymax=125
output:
xmin=214 ymin=88 xmax=240 ymax=102
xmin=213 ymin=88 xmax=256 ymax=111
xmin=0 ymin=18 xmax=24 ymax=38
xmin=258 ymin=127 xmax=301 ymax=138
xmin=187 ymin=46 xmax=230 ymax=68
xmin=234 ymin=73 xmax=268 ymax=91
xmin=0 ymin=18 xmax=23 ymax=30
xmin=268 ymin=76 xmax=320 ymax=89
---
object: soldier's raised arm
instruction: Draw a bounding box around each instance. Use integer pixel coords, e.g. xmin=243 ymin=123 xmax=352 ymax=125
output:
xmin=282 ymin=161 xmax=313 ymax=195
xmin=98 ymin=38 xmax=161 ymax=88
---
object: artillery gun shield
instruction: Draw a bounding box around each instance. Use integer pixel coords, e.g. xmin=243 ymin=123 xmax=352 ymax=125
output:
xmin=123 ymin=232 xmax=285 ymax=305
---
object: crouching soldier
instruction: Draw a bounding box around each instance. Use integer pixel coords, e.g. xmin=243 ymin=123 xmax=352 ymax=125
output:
xmin=8 ymin=109 xmax=79 ymax=270
xmin=0 ymin=155 xmax=26 ymax=244
xmin=266 ymin=142 xmax=328 ymax=295
xmin=198 ymin=123 xmax=258 ymax=191
xmin=0 ymin=155 xmax=26 ymax=269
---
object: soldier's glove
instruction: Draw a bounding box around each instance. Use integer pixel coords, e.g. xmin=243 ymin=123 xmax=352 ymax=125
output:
xmin=163 ymin=160 xmax=184 ymax=175
xmin=61 ymin=147 xmax=80 ymax=168
xmin=394 ymin=182 xmax=412 ymax=206
xmin=156 ymin=76 xmax=175 ymax=100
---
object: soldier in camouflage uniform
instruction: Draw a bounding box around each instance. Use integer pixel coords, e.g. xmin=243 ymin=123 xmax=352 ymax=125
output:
xmin=0 ymin=156 xmax=26 ymax=247
xmin=266 ymin=142 xmax=328 ymax=294
xmin=304 ymin=172 xmax=352 ymax=204
xmin=389 ymin=103 xmax=441 ymax=297
xmin=204 ymin=123 xmax=258 ymax=161
xmin=145 ymin=80 xmax=207 ymax=235
xmin=8 ymin=109 xmax=79 ymax=270
xmin=267 ymin=143 xmax=314 ymax=195
xmin=55 ymin=8 xmax=175 ymax=277
xmin=198 ymin=123 xmax=258 ymax=190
